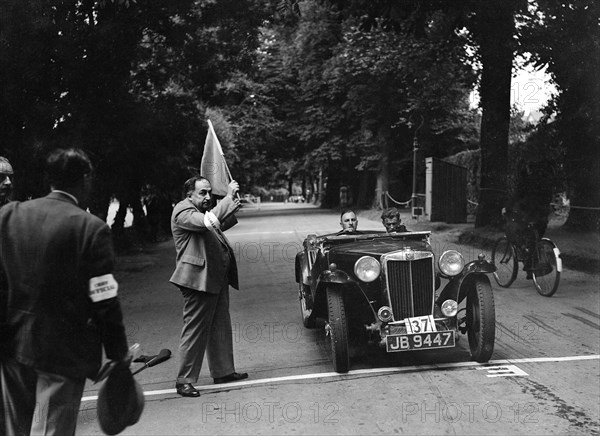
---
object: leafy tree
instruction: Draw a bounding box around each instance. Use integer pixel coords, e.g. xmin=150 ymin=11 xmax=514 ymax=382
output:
xmin=266 ymin=1 xmax=477 ymax=208
xmin=521 ymin=0 xmax=600 ymax=231
xmin=1 ymin=0 xmax=269 ymax=240
xmin=310 ymin=0 xmax=525 ymax=225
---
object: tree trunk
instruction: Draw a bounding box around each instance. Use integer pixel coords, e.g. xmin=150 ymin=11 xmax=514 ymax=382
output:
xmin=317 ymin=167 xmax=325 ymax=205
xmin=563 ymin=118 xmax=600 ymax=231
xmin=301 ymin=177 xmax=307 ymax=201
xmin=355 ymin=171 xmax=374 ymax=209
xmin=373 ymin=125 xmax=391 ymax=210
xmin=322 ymin=160 xmax=341 ymax=208
xmin=474 ymin=2 xmax=515 ymax=228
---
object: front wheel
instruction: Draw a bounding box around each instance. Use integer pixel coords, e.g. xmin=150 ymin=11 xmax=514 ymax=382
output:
xmin=466 ymin=276 xmax=496 ymax=362
xmin=326 ymin=287 xmax=349 ymax=373
xmin=533 ymin=239 xmax=561 ymax=297
xmin=492 ymin=236 xmax=517 ymax=288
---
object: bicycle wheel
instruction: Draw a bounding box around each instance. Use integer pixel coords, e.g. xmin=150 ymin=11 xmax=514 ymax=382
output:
xmin=492 ymin=236 xmax=518 ymax=288
xmin=533 ymin=238 xmax=561 ymax=297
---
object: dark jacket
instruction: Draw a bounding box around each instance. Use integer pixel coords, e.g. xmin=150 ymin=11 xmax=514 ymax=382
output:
xmin=0 ymin=192 xmax=128 ymax=379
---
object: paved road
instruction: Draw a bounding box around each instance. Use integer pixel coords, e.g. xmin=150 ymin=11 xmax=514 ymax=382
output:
xmin=76 ymin=204 xmax=600 ymax=435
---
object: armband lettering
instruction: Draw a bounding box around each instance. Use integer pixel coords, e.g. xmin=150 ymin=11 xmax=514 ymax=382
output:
xmin=89 ymin=274 xmax=118 ymax=302
xmin=203 ymin=211 xmax=221 ymax=230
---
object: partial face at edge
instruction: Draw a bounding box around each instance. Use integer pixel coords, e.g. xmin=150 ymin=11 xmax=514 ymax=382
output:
xmin=0 ymin=172 xmax=12 ymax=204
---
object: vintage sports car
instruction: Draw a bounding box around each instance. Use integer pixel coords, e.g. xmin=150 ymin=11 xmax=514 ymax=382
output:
xmin=295 ymin=230 xmax=497 ymax=373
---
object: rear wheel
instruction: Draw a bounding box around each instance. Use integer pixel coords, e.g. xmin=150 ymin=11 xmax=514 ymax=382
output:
xmin=299 ymin=283 xmax=316 ymax=328
xmin=492 ymin=236 xmax=518 ymax=288
xmin=326 ymin=287 xmax=349 ymax=373
xmin=466 ymin=276 xmax=495 ymax=362
xmin=533 ymin=239 xmax=561 ymax=297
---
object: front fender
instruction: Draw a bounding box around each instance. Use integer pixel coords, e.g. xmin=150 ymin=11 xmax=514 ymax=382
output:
xmin=437 ymin=259 xmax=496 ymax=304
xmin=296 ymin=252 xmax=317 ymax=286
xmin=313 ymin=270 xmax=377 ymax=322
xmin=316 ymin=269 xmax=354 ymax=290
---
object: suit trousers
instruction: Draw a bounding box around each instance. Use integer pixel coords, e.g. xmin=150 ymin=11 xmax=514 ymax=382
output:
xmin=176 ymin=284 xmax=235 ymax=384
xmin=0 ymin=358 xmax=85 ymax=436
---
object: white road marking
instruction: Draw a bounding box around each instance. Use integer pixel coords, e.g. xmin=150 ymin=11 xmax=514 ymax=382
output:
xmin=80 ymin=354 xmax=599 ymax=403
xmin=476 ymin=364 xmax=529 ymax=377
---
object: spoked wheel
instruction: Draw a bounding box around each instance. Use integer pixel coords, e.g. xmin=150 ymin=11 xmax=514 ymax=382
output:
xmin=492 ymin=236 xmax=518 ymax=288
xmin=466 ymin=276 xmax=496 ymax=362
xmin=299 ymin=283 xmax=316 ymax=328
xmin=326 ymin=286 xmax=349 ymax=373
xmin=532 ymin=239 xmax=561 ymax=297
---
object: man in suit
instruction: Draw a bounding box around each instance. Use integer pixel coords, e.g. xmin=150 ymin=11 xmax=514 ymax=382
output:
xmin=170 ymin=176 xmax=247 ymax=398
xmin=0 ymin=156 xmax=14 ymax=434
xmin=0 ymin=148 xmax=130 ymax=435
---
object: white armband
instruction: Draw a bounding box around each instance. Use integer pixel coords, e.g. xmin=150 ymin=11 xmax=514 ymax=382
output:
xmin=89 ymin=274 xmax=119 ymax=302
xmin=203 ymin=211 xmax=221 ymax=229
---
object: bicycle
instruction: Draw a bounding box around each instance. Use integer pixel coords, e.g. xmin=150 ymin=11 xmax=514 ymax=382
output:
xmin=491 ymin=221 xmax=562 ymax=297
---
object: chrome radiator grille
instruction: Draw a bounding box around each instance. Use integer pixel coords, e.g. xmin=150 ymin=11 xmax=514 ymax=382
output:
xmin=384 ymin=254 xmax=434 ymax=321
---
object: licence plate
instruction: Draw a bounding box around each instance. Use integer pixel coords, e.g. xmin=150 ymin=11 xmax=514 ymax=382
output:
xmin=386 ymin=331 xmax=455 ymax=353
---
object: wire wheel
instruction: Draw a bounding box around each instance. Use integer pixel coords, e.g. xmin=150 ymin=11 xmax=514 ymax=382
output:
xmin=492 ymin=236 xmax=518 ymax=288
xmin=533 ymin=239 xmax=561 ymax=297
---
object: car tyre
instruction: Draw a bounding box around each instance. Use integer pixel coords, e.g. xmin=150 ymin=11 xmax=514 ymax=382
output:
xmin=299 ymin=283 xmax=316 ymax=328
xmin=466 ymin=276 xmax=495 ymax=363
xmin=326 ymin=286 xmax=349 ymax=373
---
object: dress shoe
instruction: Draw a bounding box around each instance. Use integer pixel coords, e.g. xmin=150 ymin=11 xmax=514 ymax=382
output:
xmin=213 ymin=372 xmax=248 ymax=384
xmin=175 ymin=383 xmax=200 ymax=397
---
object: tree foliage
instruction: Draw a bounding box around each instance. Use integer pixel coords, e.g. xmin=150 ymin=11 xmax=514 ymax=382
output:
xmin=520 ymin=0 xmax=600 ymax=231
xmin=0 ymin=0 xmax=269 ymax=236
xmin=259 ymin=1 xmax=478 ymax=208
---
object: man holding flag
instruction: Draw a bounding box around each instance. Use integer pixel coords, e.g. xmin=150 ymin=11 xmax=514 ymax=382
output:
xmin=169 ymin=121 xmax=247 ymax=398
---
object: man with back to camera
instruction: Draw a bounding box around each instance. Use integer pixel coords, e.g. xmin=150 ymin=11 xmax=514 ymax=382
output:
xmin=381 ymin=207 xmax=408 ymax=233
xmin=0 ymin=148 xmax=130 ymax=435
xmin=170 ymin=176 xmax=247 ymax=398
xmin=0 ymin=155 xmax=14 ymax=433
xmin=338 ymin=209 xmax=358 ymax=234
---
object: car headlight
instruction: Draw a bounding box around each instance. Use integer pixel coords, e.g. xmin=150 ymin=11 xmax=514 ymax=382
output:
xmin=354 ymin=256 xmax=381 ymax=282
xmin=438 ymin=250 xmax=465 ymax=276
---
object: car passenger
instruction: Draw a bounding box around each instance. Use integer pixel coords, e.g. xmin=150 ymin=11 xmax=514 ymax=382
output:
xmin=338 ymin=209 xmax=358 ymax=234
xmin=381 ymin=207 xmax=408 ymax=233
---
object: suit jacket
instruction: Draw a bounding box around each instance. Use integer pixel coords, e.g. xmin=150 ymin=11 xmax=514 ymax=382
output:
xmin=0 ymin=192 xmax=128 ymax=379
xmin=169 ymin=196 xmax=239 ymax=293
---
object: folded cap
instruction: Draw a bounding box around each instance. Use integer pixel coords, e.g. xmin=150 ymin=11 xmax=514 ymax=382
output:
xmin=97 ymin=361 xmax=145 ymax=435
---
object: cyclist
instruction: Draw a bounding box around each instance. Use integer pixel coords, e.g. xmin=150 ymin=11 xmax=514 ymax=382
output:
xmin=504 ymin=162 xmax=553 ymax=279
